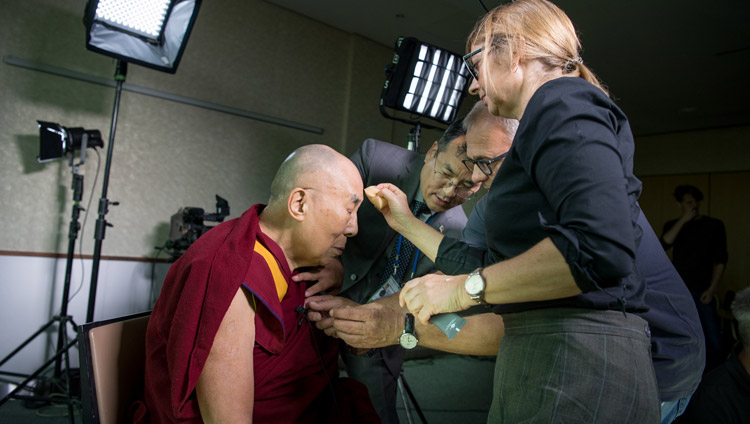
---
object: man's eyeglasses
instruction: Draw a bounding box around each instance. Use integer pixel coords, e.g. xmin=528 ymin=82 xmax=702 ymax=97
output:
xmin=462 ymin=152 xmax=509 ymax=176
xmin=432 ymin=159 xmax=480 ymax=200
xmin=462 ymin=46 xmax=483 ymax=80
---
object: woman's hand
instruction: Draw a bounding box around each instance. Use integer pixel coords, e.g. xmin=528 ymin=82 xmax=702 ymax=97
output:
xmin=371 ymin=183 xmax=418 ymax=233
xmin=399 ymin=273 xmax=473 ymax=325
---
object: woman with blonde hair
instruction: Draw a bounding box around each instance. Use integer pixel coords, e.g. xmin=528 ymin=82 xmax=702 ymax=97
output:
xmin=399 ymin=0 xmax=661 ymax=421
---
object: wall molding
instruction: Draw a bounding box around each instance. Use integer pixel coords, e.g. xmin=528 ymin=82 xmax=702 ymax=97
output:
xmin=3 ymin=55 xmax=324 ymax=134
xmin=0 ymin=250 xmax=170 ymax=263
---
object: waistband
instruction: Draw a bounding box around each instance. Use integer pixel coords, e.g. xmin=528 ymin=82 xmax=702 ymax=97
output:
xmin=502 ymin=307 xmax=651 ymax=341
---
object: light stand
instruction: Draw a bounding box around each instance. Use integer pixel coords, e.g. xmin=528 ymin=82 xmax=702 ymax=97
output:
xmin=0 ymin=140 xmax=95 ymax=422
xmin=86 ymin=61 xmax=125 ymax=323
xmin=82 ymin=0 xmax=202 ymax=322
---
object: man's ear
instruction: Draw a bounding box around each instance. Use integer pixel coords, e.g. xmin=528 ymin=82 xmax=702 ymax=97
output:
xmin=288 ymin=188 xmax=307 ymax=222
xmin=424 ymin=141 xmax=439 ymax=164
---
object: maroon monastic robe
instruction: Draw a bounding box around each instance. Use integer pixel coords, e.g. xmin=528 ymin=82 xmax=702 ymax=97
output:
xmin=135 ymin=205 xmax=378 ymax=423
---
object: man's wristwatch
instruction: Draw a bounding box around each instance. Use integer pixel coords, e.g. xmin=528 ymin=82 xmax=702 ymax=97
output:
xmin=465 ymin=268 xmax=488 ymax=305
xmin=399 ymin=313 xmax=419 ymax=349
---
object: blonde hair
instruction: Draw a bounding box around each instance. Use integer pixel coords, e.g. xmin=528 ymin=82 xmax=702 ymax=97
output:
xmin=467 ymin=0 xmax=608 ymax=96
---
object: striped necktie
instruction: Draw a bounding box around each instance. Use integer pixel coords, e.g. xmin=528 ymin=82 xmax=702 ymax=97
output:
xmin=380 ymin=200 xmax=431 ymax=287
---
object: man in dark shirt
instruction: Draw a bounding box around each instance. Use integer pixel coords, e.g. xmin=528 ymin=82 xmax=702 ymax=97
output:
xmin=677 ymin=287 xmax=750 ymax=423
xmin=661 ymin=184 xmax=728 ymax=371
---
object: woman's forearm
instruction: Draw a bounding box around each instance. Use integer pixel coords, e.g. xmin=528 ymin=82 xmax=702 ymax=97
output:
xmin=482 ymin=237 xmax=581 ymax=305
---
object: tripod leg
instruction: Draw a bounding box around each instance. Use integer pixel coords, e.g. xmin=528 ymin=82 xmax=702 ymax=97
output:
xmin=399 ymin=372 xmax=429 ymax=424
xmin=0 ymin=338 xmax=77 ymax=407
xmin=398 ymin=376 xmax=415 ymax=424
xmin=61 ymin=321 xmax=76 ymax=424
xmin=0 ymin=320 xmax=56 ymax=368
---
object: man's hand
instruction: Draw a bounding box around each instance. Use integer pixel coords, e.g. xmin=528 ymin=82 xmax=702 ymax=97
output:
xmin=679 ymin=207 xmax=698 ymax=224
xmin=304 ymin=295 xmax=359 ymax=337
xmin=294 ymin=259 xmax=344 ymax=297
xmin=399 ymin=273 xmax=472 ymax=325
xmin=329 ymin=302 xmax=405 ymax=349
xmin=700 ymin=288 xmax=715 ymax=305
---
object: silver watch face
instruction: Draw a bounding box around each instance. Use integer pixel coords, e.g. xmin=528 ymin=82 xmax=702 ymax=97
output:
xmin=465 ymin=273 xmax=484 ymax=296
xmin=399 ymin=332 xmax=418 ymax=349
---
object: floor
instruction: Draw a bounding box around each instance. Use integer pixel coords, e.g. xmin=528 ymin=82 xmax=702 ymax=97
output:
xmin=0 ymin=352 xmax=496 ymax=424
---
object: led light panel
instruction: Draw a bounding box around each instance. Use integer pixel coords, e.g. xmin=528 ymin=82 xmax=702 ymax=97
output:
xmin=381 ymin=37 xmax=470 ymax=125
xmin=94 ymin=0 xmax=170 ymax=40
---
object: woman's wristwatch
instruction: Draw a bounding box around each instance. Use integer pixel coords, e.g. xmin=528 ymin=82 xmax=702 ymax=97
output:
xmin=465 ymin=268 xmax=488 ymax=305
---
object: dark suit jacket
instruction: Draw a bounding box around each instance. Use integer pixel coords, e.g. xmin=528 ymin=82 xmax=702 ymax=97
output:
xmin=340 ymin=138 xmax=468 ymax=304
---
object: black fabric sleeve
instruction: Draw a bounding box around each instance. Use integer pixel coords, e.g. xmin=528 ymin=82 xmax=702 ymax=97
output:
xmin=519 ymin=88 xmax=638 ymax=292
xmin=435 ymin=236 xmax=489 ymax=275
xmin=660 ymin=219 xmax=677 ymax=250
xmin=712 ymin=220 xmax=728 ymax=264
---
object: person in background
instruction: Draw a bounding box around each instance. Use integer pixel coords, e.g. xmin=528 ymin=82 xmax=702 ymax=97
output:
xmin=661 ymin=184 xmax=728 ymax=372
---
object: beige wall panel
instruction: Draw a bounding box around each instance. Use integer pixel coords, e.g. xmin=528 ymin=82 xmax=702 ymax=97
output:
xmin=634 ymin=125 xmax=750 ymax=176
xmin=0 ymin=0 xmax=413 ymax=257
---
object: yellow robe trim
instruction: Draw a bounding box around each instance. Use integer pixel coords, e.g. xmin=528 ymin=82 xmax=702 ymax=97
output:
xmin=253 ymin=240 xmax=288 ymax=302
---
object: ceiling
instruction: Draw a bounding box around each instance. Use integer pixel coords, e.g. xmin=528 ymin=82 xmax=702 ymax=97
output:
xmin=265 ymin=0 xmax=750 ymax=137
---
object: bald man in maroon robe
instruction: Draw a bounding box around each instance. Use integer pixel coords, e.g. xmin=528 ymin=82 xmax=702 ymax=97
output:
xmin=135 ymin=145 xmax=379 ymax=423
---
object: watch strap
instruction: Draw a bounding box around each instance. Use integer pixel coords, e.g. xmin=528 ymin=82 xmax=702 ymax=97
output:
xmin=404 ymin=313 xmax=415 ymax=334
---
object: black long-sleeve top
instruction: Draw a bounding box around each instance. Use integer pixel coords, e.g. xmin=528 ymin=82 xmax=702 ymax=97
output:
xmin=661 ymin=216 xmax=728 ymax=293
xmin=438 ymin=77 xmax=648 ymax=314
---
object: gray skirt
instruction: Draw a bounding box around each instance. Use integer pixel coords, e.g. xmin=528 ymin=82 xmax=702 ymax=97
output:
xmin=488 ymin=308 xmax=660 ymax=424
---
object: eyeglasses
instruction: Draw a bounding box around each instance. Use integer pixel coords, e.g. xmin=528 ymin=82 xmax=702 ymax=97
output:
xmin=462 ymin=46 xmax=483 ymax=80
xmin=432 ymin=159 xmax=480 ymax=200
xmin=462 ymin=152 xmax=509 ymax=176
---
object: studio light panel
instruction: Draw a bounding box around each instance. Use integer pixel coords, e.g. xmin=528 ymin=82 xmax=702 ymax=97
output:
xmin=94 ymin=0 xmax=171 ymax=40
xmin=381 ymin=37 xmax=471 ymax=125
xmin=84 ymin=0 xmax=202 ymax=73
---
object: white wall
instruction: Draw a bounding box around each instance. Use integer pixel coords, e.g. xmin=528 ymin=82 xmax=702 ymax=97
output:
xmin=0 ymin=255 xmax=169 ymax=374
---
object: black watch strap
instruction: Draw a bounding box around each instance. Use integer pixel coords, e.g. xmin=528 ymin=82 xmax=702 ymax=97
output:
xmin=404 ymin=313 xmax=415 ymax=334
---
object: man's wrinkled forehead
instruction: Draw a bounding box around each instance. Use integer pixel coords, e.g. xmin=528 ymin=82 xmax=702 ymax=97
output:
xmin=466 ymin=128 xmax=493 ymax=160
xmin=439 ymin=135 xmax=467 ymax=158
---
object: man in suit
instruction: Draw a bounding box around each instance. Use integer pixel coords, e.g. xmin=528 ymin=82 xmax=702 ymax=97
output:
xmin=300 ymin=118 xmax=476 ymax=423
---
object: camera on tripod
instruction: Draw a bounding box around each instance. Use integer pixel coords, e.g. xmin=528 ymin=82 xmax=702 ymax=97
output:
xmin=165 ymin=195 xmax=229 ymax=260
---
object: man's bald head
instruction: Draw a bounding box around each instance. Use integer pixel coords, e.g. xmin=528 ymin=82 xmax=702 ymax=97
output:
xmin=264 ymin=144 xmax=363 ymax=270
xmin=269 ymin=144 xmax=352 ymax=204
